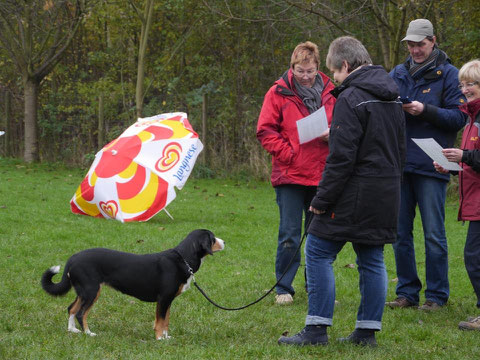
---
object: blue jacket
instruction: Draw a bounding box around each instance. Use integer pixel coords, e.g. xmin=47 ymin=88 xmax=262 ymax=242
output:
xmin=390 ymin=50 xmax=466 ymax=180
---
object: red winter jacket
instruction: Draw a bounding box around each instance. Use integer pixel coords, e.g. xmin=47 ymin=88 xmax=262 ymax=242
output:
xmin=257 ymin=69 xmax=336 ymax=187
xmin=458 ymin=98 xmax=480 ymax=221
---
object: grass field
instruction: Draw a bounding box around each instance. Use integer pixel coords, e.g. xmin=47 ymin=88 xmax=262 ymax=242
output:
xmin=1 ymin=158 xmax=479 ymax=359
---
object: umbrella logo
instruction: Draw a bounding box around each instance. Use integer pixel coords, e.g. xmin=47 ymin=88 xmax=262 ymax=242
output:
xmin=155 ymin=142 xmax=182 ymax=172
xmin=99 ymin=200 xmax=119 ymax=219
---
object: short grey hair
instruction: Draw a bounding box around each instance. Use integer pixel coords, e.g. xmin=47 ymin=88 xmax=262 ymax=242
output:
xmin=326 ymin=36 xmax=372 ymax=72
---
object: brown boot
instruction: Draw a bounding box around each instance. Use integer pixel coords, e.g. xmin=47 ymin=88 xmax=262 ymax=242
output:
xmin=459 ymin=316 xmax=480 ymax=331
xmin=418 ymin=300 xmax=443 ymax=311
xmin=385 ymin=297 xmax=417 ymax=309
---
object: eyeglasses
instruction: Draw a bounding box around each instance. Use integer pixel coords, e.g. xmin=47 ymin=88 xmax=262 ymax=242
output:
xmin=458 ymin=81 xmax=479 ymax=90
xmin=293 ymin=68 xmax=317 ymax=78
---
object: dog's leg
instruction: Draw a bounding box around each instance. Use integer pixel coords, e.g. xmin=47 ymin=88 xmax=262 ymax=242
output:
xmin=67 ymin=297 xmax=82 ymax=333
xmin=154 ymin=301 xmax=172 ymax=340
xmin=76 ymin=285 xmax=101 ymax=337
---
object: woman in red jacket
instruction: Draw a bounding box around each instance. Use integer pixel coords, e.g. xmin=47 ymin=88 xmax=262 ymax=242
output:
xmin=257 ymin=41 xmax=336 ymax=304
xmin=434 ymin=59 xmax=480 ymax=331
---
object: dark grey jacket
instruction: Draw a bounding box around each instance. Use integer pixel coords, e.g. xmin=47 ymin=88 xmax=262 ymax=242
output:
xmin=308 ymin=65 xmax=406 ymax=245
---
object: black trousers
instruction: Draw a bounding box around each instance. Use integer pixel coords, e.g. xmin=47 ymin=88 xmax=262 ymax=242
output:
xmin=465 ymin=221 xmax=480 ymax=308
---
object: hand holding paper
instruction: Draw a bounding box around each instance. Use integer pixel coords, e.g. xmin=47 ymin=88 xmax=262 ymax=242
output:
xmin=442 ymin=148 xmax=463 ymax=163
xmin=412 ymin=138 xmax=463 ymax=171
xmin=297 ymin=106 xmax=328 ymax=144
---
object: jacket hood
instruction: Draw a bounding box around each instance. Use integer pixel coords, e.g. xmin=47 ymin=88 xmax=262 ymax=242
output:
xmin=333 ymin=65 xmax=399 ymax=101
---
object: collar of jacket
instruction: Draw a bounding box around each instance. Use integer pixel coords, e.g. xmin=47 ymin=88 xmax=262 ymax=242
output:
xmin=275 ymin=69 xmax=296 ymax=97
xmin=329 ymin=65 xmax=369 ymax=98
xmin=460 ymin=97 xmax=480 ymax=121
xmin=403 ymin=48 xmax=450 ymax=81
xmin=330 ymin=84 xmax=344 ymax=98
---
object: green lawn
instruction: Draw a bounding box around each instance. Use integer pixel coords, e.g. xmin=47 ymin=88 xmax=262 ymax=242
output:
xmin=0 ymin=158 xmax=479 ymax=359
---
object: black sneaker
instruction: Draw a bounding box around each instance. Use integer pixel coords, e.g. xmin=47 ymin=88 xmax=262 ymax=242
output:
xmin=278 ymin=325 xmax=328 ymax=346
xmin=338 ymin=329 xmax=377 ymax=347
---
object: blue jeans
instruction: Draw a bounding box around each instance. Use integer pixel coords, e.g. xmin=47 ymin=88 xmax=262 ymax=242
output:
xmin=393 ymin=173 xmax=449 ymax=305
xmin=305 ymin=234 xmax=387 ymax=330
xmin=274 ymin=185 xmax=316 ymax=296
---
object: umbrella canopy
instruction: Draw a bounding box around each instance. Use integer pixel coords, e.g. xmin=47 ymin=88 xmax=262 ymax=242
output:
xmin=70 ymin=112 xmax=203 ymax=222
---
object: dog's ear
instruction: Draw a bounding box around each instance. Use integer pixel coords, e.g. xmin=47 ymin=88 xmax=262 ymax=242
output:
xmin=201 ymin=231 xmax=214 ymax=255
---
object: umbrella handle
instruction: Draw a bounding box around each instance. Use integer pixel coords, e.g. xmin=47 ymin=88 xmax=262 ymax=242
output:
xmin=163 ymin=208 xmax=174 ymax=220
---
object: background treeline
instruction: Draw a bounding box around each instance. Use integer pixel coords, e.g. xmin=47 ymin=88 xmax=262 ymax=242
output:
xmin=1 ymin=0 xmax=479 ymax=179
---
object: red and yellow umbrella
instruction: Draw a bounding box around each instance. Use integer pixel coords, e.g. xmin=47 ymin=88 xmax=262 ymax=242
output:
xmin=70 ymin=112 xmax=203 ymax=222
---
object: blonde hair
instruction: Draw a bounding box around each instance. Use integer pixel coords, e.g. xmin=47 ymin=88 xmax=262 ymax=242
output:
xmin=290 ymin=41 xmax=320 ymax=68
xmin=459 ymin=59 xmax=480 ymax=82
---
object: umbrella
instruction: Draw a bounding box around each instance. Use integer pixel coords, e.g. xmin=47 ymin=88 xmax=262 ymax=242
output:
xmin=70 ymin=112 xmax=203 ymax=222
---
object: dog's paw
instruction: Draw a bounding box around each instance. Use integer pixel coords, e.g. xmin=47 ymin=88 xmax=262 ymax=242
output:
xmin=68 ymin=327 xmax=82 ymax=334
xmin=85 ymin=329 xmax=97 ymax=337
xmin=156 ymin=336 xmax=172 ymax=340
xmin=156 ymin=331 xmax=171 ymax=340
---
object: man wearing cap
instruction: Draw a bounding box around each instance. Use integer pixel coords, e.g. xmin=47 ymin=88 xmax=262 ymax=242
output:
xmin=386 ymin=19 xmax=466 ymax=311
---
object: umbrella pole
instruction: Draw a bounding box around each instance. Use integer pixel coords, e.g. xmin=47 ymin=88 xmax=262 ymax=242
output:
xmin=163 ymin=208 xmax=174 ymax=220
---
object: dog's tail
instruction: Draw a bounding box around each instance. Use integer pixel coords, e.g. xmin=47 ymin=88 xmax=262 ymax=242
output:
xmin=41 ymin=265 xmax=72 ymax=296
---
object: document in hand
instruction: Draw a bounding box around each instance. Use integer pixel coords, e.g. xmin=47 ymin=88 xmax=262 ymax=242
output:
xmin=296 ymin=106 xmax=328 ymax=144
xmin=412 ymin=138 xmax=463 ymax=171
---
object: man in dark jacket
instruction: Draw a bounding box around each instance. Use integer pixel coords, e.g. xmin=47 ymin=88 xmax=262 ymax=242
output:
xmin=278 ymin=36 xmax=405 ymax=347
xmin=386 ymin=19 xmax=466 ymax=311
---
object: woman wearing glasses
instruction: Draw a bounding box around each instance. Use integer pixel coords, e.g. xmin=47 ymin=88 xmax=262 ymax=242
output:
xmin=386 ymin=19 xmax=466 ymax=311
xmin=257 ymin=41 xmax=336 ymax=305
xmin=434 ymin=60 xmax=480 ymax=331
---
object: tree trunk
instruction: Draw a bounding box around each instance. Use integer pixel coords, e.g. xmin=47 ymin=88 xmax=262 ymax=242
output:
xmin=135 ymin=0 xmax=154 ymax=119
xmin=98 ymin=93 xmax=105 ymax=147
xmin=3 ymin=90 xmax=11 ymax=156
xmin=201 ymin=93 xmax=208 ymax=164
xmin=24 ymin=78 xmax=39 ymax=162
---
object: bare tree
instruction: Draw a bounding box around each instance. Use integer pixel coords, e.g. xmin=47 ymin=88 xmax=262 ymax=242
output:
xmin=129 ymin=0 xmax=155 ymax=119
xmin=0 ymin=0 xmax=88 ymax=162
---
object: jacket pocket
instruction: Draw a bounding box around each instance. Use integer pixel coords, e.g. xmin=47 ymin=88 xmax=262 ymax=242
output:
xmin=353 ymin=177 xmax=400 ymax=228
xmin=328 ymin=178 xmax=359 ymax=223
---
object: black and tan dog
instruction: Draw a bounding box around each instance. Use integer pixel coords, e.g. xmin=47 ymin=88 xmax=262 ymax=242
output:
xmin=41 ymin=229 xmax=224 ymax=339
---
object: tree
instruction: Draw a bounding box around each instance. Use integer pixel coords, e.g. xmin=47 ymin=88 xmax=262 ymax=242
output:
xmin=0 ymin=0 xmax=89 ymax=162
xmin=129 ymin=0 xmax=155 ymax=119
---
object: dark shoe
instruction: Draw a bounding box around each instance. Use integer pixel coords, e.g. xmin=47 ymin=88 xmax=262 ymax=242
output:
xmin=385 ymin=297 xmax=417 ymax=309
xmin=278 ymin=325 xmax=328 ymax=346
xmin=459 ymin=316 xmax=480 ymax=331
xmin=418 ymin=300 xmax=443 ymax=311
xmin=338 ymin=329 xmax=377 ymax=347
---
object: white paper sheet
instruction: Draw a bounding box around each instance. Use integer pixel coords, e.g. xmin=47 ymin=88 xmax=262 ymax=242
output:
xmin=296 ymin=106 xmax=328 ymax=144
xmin=412 ymin=138 xmax=463 ymax=171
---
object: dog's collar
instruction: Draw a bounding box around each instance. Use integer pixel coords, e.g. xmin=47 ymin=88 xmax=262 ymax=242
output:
xmin=172 ymin=249 xmax=194 ymax=277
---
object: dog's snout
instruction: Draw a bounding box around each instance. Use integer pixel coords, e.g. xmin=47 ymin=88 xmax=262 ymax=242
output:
xmin=213 ymin=237 xmax=225 ymax=252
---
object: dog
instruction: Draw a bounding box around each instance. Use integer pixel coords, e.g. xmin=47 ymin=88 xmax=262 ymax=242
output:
xmin=41 ymin=229 xmax=224 ymax=340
